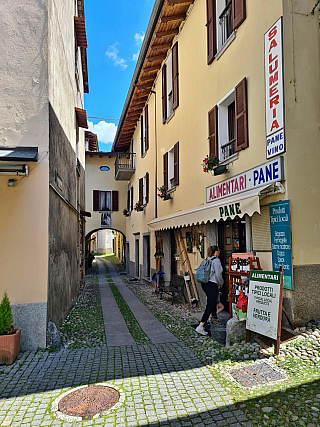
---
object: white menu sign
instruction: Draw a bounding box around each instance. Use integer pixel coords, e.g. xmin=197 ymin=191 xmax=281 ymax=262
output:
xmin=265 ymin=17 xmax=285 ymax=159
xmin=246 ymin=271 xmax=281 ymax=340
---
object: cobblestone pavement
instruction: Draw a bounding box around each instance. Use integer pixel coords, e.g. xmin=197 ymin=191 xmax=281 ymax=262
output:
xmin=2 ymin=257 xmax=320 ymax=426
xmin=0 ymin=343 xmax=249 ymax=426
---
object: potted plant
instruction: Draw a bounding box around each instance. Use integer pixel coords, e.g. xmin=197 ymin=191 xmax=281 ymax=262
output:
xmin=123 ymin=208 xmax=130 ymax=217
xmin=174 ymin=253 xmax=180 ymax=261
xmin=0 ymin=291 xmax=21 ymax=365
xmin=202 ymin=153 xmax=219 ymax=174
xmin=134 ymin=201 xmax=144 ymax=212
xmin=154 ymin=251 xmax=164 ymax=259
xmin=157 ymin=185 xmax=172 ymax=200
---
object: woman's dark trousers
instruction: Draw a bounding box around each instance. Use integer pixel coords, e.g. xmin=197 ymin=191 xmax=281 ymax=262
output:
xmin=201 ymin=281 xmax=218 ymax=323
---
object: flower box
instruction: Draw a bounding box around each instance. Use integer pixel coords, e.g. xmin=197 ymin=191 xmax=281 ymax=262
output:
xmin=0 ymin=329 xmax=21 ymax=365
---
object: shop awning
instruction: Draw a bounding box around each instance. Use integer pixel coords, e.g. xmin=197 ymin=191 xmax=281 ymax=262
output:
xmin=148 ymin=185 xmax=272 ymax=231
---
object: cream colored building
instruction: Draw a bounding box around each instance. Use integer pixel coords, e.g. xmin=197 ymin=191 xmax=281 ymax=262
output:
xmin=85 ymin=148 xmax=128 ymax=266
xmin=112 ymin=0 xmax=320 ymax=325
xmin=0 ymin=0 xmax=89 ymax=349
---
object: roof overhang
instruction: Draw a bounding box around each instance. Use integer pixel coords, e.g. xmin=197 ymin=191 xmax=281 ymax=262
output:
xmin=148 ymin=186 xmax=273 ymax=231
xmin=112 ymin=0 xmax=195 ymax=152
xmin=0 ymin=147 xmax=38 ymax=162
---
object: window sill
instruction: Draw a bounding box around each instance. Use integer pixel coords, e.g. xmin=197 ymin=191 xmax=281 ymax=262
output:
xmin=215 ymin=31 xmax=236 ymax=61
xmin=165 ymin=110 xmax=175 ymax=124
xmin=218 ymin=152 xmax=239 ymax=166
xmin=167 ymin=186 xmax=176 ymax=194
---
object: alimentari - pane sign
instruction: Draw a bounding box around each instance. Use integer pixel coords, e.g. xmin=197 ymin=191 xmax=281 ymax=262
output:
xmin=246 ymin=271 xmax=281 ymax=340
xmin=206 ymin=157 xmax=284 ymax=203
xmin=265 ymin=17 xmax=285 ymax=159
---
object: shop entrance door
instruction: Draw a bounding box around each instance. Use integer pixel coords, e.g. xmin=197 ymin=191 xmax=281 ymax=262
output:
xmin=218 ymin=219 xmax=246 ymax=311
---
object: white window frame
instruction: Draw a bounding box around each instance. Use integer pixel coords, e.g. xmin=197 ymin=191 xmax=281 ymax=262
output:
xmin=129 ymin=186 xmax=134 ymax=212
xmin=166 ymin=52 xmax=173 ymax=119
xmin=142 ymin=175 xmax=147 ymax=205
xmin=99 ymin=190 xmax=112 ymax=211
xmin=141 ymin=108 xmax=147 ymax=157
xmin=216 ymin=0 xmax=236 ymax=58
xmin=217 ymin=87 xmax=237 ymax=163
xmin=168 ymin=146 xmax=175 ymax=190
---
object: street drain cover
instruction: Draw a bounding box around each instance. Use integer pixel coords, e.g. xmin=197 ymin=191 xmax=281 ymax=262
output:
xmin=229 ymin=362 xmax=285 ymax=387
xmin=57 ymin=385 xmax=120 ymax=420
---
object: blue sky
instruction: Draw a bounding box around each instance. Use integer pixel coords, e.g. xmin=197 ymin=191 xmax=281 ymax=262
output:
xmin=84 ymin=0 xmax=154 ymax=151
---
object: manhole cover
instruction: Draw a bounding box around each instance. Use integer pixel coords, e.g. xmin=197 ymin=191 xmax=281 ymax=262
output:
xmin=229 ymin=362 xmax=285 ymax=387
xmin=52 ymin=384 xmax=123 ymax=421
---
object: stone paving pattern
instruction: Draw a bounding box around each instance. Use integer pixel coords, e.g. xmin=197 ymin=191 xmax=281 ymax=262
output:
xmin=0 ymin=343 xmax=249 ymax=426
xmin=1 ymin=257 xmax=320 ymax=426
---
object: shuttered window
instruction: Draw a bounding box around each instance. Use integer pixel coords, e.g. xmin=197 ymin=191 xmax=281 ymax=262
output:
xmin=163 ymin=152 xmax=168 ymax=189
xmin=207 ymin=0 xmax=246 ymax=65
xmin=130 ymin=187 xmax=134 ymax=211
xmin=172 ymin=43 xmax=179 ymax=110
xmin=162 ymin=64 xmax=167 ymax=124
xmin=127 ymin=188 xmax=130 ymax=211
xmin=145 ymin=105 xmax=149 ymax=151
xmin=208 ymin=106 xmax=218 ymax=157
xmin=112 ymin=191 xmax=118 ymax=211
xmin=232 ymin=0 xmax=246 ymax=30
xmin=173 ymin=142 xmax=179 ymax=186
xmin=93 ymin=190 xmax=118 ymax=211
xmin=252 ymin=207 xmax=271 ymax=251
xmin=145 ymin=172 xmax=149 ymax=204
xmin=206 ymin=0 xmax=216 ymax=64
xmin=235 ymin=77 xmax=248 ymax=151
xmin=140 ymin=114 xmax=144 ymax=157
xmin=93 ymin=190 xmax=99 ymax=211
xmin=139 ymin=178 xmax=143 ymax=204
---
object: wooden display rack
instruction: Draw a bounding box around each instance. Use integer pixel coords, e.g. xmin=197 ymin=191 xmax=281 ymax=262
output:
xmin=228 ymin=253 xmax=261 ymax=317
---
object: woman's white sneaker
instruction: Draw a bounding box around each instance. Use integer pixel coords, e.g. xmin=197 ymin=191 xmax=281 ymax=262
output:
xmin=196 ymin=326 xmax=208 ymax=335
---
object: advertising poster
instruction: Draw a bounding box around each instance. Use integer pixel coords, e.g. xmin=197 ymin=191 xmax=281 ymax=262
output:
xmin=247 ymin=271 xmax=281 ymax=340
xmin=101 ymin=212 xmax=111 ymax=228
xmin=269 ymin=200 xmax=292 ymax=290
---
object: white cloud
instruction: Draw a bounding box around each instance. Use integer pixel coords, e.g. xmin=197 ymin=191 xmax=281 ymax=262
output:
xmin=88 ymin=121 xmax=117 ymax=148
xmin=134 ymin=32 xmax=145 ymax=46
xmin=132 ymin=32 xmax=145 ymax=61
xmin=106 ymin=43 xmax=127 ymax=70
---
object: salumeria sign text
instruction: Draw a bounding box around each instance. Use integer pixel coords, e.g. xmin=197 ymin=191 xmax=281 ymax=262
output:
xmin=265 ymin=17 xmax=285 ymax=159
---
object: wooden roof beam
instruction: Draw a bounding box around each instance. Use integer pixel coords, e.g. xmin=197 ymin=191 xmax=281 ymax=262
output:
xmin=167 ymin=0 xmax=193 ymax=5
xmin=155 ymin=29 xmax=179 ymax=38
xmin=138 ymin=76 xmax=155 ymax=83
xmin=142 ymin=65 xmax=160 ymax=73
xmin=151 ymin=43 xmax=172 ymax=50
xmin=161 ymin=13 xmax=186 ymax=23
xmin=146 ymin=54 xmax=167 ymax=62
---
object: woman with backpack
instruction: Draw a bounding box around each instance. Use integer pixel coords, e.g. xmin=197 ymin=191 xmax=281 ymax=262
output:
xmin=196 ymin=245 xmax=224 ymax=336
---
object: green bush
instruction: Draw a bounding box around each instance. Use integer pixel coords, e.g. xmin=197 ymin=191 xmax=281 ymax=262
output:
xmin=0 ymin=291 xmax=14 ymax=335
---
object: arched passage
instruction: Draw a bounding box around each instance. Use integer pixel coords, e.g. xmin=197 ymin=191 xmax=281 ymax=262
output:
xmin=85 ymin=227 xmax=126 ymax=271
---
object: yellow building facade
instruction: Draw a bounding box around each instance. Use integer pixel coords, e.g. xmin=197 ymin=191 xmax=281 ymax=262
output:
xmin=113 ymin=0 xmax=320 ymax=325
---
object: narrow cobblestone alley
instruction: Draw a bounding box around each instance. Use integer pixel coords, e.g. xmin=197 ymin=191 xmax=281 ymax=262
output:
xmin=0 ymin=259 xmax=249 ymax=427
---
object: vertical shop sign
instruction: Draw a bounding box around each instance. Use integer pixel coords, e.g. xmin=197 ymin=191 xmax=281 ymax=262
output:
xmin=265 ymin=17 xmax=285 ymax=159
xmin=269 ymin=200 xmax=292 ymax=289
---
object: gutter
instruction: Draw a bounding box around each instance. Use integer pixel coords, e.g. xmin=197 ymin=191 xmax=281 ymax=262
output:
xmin=111 ymin=0 xmax=165 ymax=152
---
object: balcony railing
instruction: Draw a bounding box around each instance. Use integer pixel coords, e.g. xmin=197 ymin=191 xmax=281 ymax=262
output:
xmin=219 ymin=1 xmax=233 ymax=48
xmin=115 ymin=152 xmax=136 ymax=181
xmin=221 ymin=139 xmax=236 ymax=161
